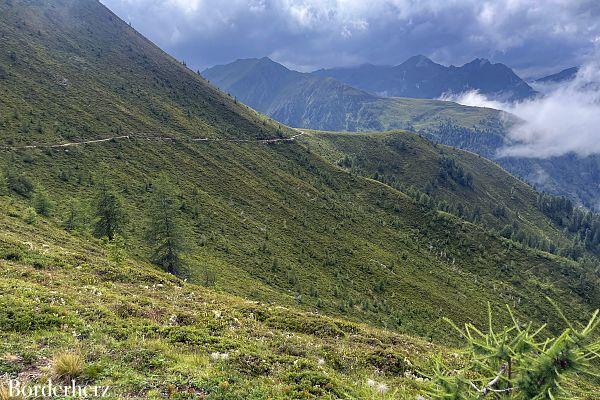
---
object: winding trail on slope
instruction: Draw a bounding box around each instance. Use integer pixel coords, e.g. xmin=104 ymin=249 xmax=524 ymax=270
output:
xmin=0 ymin=131 xmax=308 ymax=151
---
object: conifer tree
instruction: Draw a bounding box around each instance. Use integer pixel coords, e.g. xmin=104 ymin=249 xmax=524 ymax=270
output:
xmin=63 ymin=199 xmax=85 ymax=232
xmin=33 ymin=186 xmax=54 ymax=217
xmin=93 ymin=182 xmax=126 ymax=240
xmin=427 ymin=300 xmax=600 ymax=399
xmin=147 ymin=174 xmax=187 ymax=276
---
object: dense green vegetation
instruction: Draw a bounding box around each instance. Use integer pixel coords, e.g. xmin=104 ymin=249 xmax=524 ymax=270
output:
xmin=299 ymin=130 xmax=597 ymax=260
xmin=1 ymin=196 xmax=595 ymax=398
xmin=0 ymin=195 xmax=447 ymax=399
xmin=422 ymin=123 xmax=600 ymax=212
xmin=0 ymin=0 xmax=598 ymax=398
xmin=536 ymin=194 xmax=600 ymax=256
xmin=204 ymin=57 xmax=600 ymax=212
xmin=429 ymin=304 xmax=600 ymax=399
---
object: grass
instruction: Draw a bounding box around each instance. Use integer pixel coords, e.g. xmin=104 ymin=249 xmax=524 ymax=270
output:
xmin=52 ymin=352 xmax=85 ymax=382
xmin=298 ymin=130 xmax=575 ymax=253
xmin=0 ymin=196 xmax=597 ymax=398
xmin=0 ymin=0 xmax=597 ymax=341
xmin=0 ymin=1 xmax=598 ymax=397
xmin=0 ymin=196 xmax=447 ymax=398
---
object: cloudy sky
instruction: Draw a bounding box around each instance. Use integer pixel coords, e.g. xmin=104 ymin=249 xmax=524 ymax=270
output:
xmin=100 ymin=0 xmax=600 ymax=77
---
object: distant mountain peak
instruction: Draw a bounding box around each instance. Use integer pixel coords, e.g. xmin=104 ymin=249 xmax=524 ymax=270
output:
xmin=535 ymin=66 xmax=579 ymax=83
xmin=465 ymin=58 xmax=492 ymax=67
xmin=258 ymin=56 xmax=276 ymax=63
xmin=402 ymin=54 xmax=437 ymax=67
xmin=313 ymin=54 xmax=535 ymax=101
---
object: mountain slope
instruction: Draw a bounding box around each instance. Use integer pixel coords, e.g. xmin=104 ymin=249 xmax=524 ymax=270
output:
xmin=0 ymin=2 xmax=289 ymax=145
xmin=203 ymin=57 xmax=507 ymax=133
xmin=0 ymin=0 xmax=599 ymax=388
xmin=0 ymin=195 xmax=451 ymax=399
xmin=313 ymin=55 xmax=536 ymax=101
xmin=298 ymin=130 xmax=571 ymax=249
xmin=204 ymin=58 xmax=600 ymax=212
xmin=535 ymin=66 xmax=579 ymax=84
xmin=426 ymin=123 xmax=600 ymax=211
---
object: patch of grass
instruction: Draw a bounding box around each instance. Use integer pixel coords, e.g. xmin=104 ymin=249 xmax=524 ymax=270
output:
xmin=52 ymin=352 xmax=85 ymax=382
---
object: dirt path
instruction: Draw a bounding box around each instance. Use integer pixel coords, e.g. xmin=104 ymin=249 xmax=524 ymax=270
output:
xmin=0 ymin=131 xmax=307 ymax=151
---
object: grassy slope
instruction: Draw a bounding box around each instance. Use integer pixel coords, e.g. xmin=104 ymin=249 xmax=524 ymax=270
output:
xmin=0 ymin=0 xmax=290 ymax=145
xmin=1 ymin=0 xmax=599 ymax=336
xmin=203 ymin=58 xmax=600 ymax=213
xmin=298 ymin=130 xmax=571 ymax=248
xmin=10 ymin=136 xmax=600 ymax=341
xmin=0 ymin=0 xmax=597 ymax=364
xmin=0 ymin=195 xmax=446 ymax=399
xmin=2 ymin=192 xmax=598 ymax=399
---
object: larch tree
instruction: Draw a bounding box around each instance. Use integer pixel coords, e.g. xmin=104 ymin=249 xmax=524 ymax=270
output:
xmin=147 ymin=174 xmax=187 ymax=277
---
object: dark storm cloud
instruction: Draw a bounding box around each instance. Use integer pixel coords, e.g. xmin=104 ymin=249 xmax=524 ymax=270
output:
xmin=100 ymin=0 xmax=600 ymax=76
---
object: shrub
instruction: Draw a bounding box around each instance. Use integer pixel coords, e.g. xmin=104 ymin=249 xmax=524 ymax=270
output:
xmin=428 ymin=301 xmax=600 ymax=399
xmin=7 ymin=172 xmax=34 ymax=197
xmin=23 ymin=207 xmax=37 ymax=224
xmin=52 ymin=352 xmax=85 ymax=382
xmin=0 ymin=247 xmax=22 ymax=261
xmin=233 ymin=353 xmax=271 ymax=376
xmin=368 ymin=349 xmax=411 ymax=375
xmin=0 ymin=298 xmax=65 ymax=332
xmin=286 ymin=366 xmax=343 ymax=397
xmin=33 ymin=187 xmax=54 ymax=216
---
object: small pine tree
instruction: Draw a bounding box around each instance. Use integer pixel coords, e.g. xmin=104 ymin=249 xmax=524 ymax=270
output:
xmin=93 ymin=182 xmax=126 ymax=240
xmin=63 ymin=199 xmax=85 ymax=232
xmin=108 ymin=234 xmax=127 ymax=267
xmin=23 ymin=207 xmax=37 ymax=225
xmin=33 ymin=187 xmax=54 ymax=217
xmin=427 ymin=300 xmax=600 ymax=400
xmin=146 ymin=174 xmax=187 ymax=276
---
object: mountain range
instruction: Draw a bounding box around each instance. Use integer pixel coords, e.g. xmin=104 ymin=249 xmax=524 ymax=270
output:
xmin=202 ymin=57 xmax=504 ymax=133
xmin=203 ymin=57 xmax=600 ymax=211
xmin=0 ymin=0 xmax=599 ymax=398
xmin=312 ymin=55 xmax=537 ymax=101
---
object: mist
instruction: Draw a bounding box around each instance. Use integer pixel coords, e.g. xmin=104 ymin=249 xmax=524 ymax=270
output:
xmin=444 ymin=61 xmax=600 ymax=159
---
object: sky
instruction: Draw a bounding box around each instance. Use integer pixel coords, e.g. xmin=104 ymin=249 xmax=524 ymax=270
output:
xmin=100 ymin=0 xmax=600 ymax=77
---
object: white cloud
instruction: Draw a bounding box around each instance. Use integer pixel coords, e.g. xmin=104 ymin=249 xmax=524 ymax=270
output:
xmin=100 ymin=0 xmax=600 ymax=73
xmin=445 ymin=55 xmax=600 ymax=158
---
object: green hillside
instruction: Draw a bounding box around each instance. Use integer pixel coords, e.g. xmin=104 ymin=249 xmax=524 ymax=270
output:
xmin=424 ymin=124 xmax=600 ymax=212
xmin=204 ymin=58 xmax=600 ymax=212
xmin=2 ymin=196 xmax=597 ymax=398
xmin=0 ymin=195 xmax=451 ymax=399
xmin=203 ymin=57 xmax=505 ymax=133
xmin=0 ymin=0 xmax=597 ymax=339
xmin=0 ymin=1 xmax=290 ymax=145
xmin=298 ymin=130 xmax=598 ymax=258
xmin=0 ymin=0 xmax=599 ymax=398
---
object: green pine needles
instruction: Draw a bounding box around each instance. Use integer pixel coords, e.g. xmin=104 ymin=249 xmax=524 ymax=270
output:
xmin=427 ymin=299 xmax=600 ymax=399
xmin=146 ymin=174 xmax=188 ymax=277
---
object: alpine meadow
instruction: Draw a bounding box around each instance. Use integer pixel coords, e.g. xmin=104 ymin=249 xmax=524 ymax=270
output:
xmin=0 ymin=1 xmax=599 ymax=399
